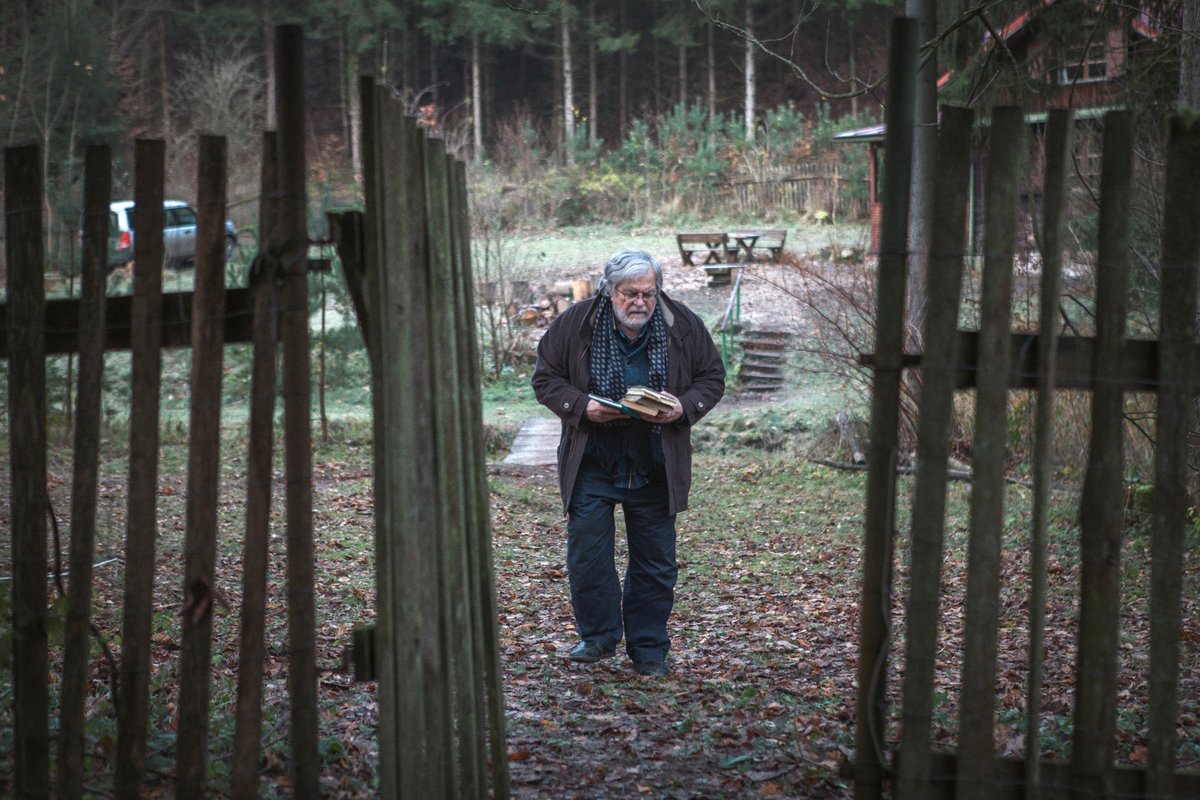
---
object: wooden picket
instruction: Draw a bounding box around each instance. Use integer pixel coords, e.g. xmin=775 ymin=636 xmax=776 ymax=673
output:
xmin=2 ymin=22 xmax=508 ymax=799
xmin=358 ymin=75 xmax=510 ymax=799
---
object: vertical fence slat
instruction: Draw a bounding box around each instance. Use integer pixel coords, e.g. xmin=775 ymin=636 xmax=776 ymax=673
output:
xmin=896 ymin=105 xmax=974 ymax=799
xmin=6 ymin=144 xmax=50 ymax=800
xmin=399 ymin=103 xmax=449 ymax=800
xmin=230 ymin=131 xmax=281 ymax=800
xmin=367 ymin=78 xmax=440 ymax=797
xmin=1071 ymin=109 xmax=1134 ymax=798
xmin=358 ymin=74 xmax=394 ymax=794
xmin=424 ymin=135 xmax=475 ymax=799
xmin=274 ymin=24 xmax=320 ymax=797
xmin=58 ymin=143 xmax=111 ymax=800
xmin=1025 ymin=108 xmax=1073 ymax=800
xmin=955 ymin=105 xmax=1025 ymax=800
xmin=176 ymin=133 xmax=229 ymax=797
xmin=450 ymin=155 xmax=512 ymax=798
xmin=855 ymin=17 xmax=918 ymax=800
xmin=115 ymin=139 xmax=166 ymax=799
xmin=1147 ymin=115 xmax=1200 ymax=799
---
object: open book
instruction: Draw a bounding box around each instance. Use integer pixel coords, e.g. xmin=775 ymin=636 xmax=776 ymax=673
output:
xmin=589 ymin=386 xmax=675 ymax=418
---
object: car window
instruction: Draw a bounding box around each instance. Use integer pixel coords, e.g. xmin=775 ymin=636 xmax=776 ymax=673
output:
xmin=167 ymin=207 xmax=197 ymax=228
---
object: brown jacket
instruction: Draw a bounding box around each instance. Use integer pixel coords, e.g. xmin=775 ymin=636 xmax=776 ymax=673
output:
xmin=531 ymin=292 xmax=726 ymax=516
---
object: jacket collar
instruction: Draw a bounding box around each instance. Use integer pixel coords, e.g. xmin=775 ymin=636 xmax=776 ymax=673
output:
xmin=582 ymin=292 xmax=681 ymax=341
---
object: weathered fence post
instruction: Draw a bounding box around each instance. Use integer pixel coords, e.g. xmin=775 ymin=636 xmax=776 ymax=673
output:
xmin=450 ymin=156 xmax=512 ymax=797
xmin=58 ymin=143 xmax=111 ymax=800
xmin=956 ymin=105 xmax=1025 ymax=799
xmin=1147 ymin=115 xmax=1200 ymax=799
xmin=896 ymin=104 xmax=974 ymax=800
xmin=115 ymin=139 xmax=166 ymax=799
xmin=275 ymin=24 xmax=320 ymax=797
xmin=1026 ymin=107 xmax=1073 ymax=800
xmin=6 ymin=143 xmax=50 ymax=800
xmin=856 ymin=17 xmax=917 ymax=800
xmin=361 ymin=75 xmax=509 ymax=800
xmin=231 ymin=130 xmax=281 ymax=800
xmin=1071 ymin=109 xmax=1134 ymax=799
xmin=176 ymin=133 xmax=230 ymax=797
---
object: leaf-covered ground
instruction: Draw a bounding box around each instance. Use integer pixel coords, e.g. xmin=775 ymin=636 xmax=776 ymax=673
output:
xmin=491 ymin=455 xmax=863 ymax=798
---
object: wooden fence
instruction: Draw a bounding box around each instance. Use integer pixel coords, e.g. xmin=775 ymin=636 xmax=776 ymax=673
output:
xmin=2 ymin=24 xmax=507 ymax=799
xmin=711 ymin=167 xmax=868 ymax=222
xmin=855 ymin=17 xmax=1200 ymax=800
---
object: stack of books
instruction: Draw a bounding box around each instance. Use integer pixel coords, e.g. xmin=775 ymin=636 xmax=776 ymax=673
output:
xmin=589 ymin=386 xmax=675 ymax=418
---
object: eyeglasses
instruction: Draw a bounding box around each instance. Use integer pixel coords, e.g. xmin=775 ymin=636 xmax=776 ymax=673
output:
xmin=617 ymin=288 xmax=657 ymax=302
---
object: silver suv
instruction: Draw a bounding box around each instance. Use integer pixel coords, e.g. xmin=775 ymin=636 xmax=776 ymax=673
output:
xmin=108 ymin=199 xmax=237 ymax=271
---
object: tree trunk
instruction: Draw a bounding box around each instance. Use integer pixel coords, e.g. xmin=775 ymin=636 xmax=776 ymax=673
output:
xmin=588 ymin=0 xmax=597 ymax=149
xmin=263 ymin=0 xmax=276 ymax=130
xmin=349 ymin=40 xmax=363 ymax=181
xmin=159 ymin=13 xmax=170 ymax=138
xmin=905 ymin=0 xmax=937 ymax=337
xmin=618 ymin=0 xmax=627 ymax=139
xmin=707 ymin=19 xmax=716 ymax=120
xmin=744 ymin=1 xmax=755 ymax=141
xmin=678 ymin=0 xmax=687 ymax=110
xmin=561 ymin=4 xmax=575 ymax=166
xmin=1181 ymin=0 xmax=1200 ymax=109
xmin=472 ymin=33 xmax=483 ymax=164
xmin=848 ymin=22 xmax=858 ymax=118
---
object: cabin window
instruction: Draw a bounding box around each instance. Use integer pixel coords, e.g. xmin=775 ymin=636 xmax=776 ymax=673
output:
xmin=1059 ymin=42 xmax=1108 ymax=84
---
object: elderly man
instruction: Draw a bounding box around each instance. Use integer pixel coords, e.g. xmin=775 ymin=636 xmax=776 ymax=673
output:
xmin=532 ymin=248 xmax=725 ymax=676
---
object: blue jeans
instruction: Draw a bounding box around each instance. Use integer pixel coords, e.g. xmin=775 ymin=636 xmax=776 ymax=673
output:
xmin=566 ymin=459 xmax=678 ymax=664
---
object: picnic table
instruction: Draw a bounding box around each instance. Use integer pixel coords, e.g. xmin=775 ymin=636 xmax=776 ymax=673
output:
xmin=675 ymin=231 xmax=729 ymax=266
xmin=675 ymin=229 xmax=788 ymax=266
xmin=727 ymin=231 xmax=760 ymax=262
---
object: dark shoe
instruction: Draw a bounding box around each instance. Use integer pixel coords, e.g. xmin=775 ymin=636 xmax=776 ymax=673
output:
xmin=633 ymin=660 xmax=668 ymax=677
xmin=566 ymin=641 xmax=616 ymax=663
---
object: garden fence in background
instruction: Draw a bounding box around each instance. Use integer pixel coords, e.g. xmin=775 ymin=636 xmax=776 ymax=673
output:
xmin=711 ymin=165 xmax=867 ymax=222
xmin=855 ymin=17 xmax=1200 ymax=800
xmin=1 ymin=24 xmax=508 ymax=800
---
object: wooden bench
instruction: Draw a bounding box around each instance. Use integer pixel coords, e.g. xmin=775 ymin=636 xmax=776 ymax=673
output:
xmin=752 ymin=228 xmax=787 ymax=261
xmin=676 ymin=232 xmax=729 ymax=266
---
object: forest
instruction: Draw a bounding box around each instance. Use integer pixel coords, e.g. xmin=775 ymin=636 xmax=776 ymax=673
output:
xmin=0 ymin=0 xmax=899 ymax=270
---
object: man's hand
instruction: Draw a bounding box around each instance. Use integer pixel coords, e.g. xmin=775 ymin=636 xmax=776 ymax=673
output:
xmin=587 ymin=399 xmax=628 ymax=423
xmin=645 ymin=392 xmax=684 ymax=425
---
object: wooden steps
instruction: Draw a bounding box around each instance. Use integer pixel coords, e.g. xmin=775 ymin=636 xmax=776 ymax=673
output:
xmin=738 ymin=329 xmax=792 ymax=393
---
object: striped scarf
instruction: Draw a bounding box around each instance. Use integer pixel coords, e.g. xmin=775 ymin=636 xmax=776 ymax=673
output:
xmin=585 ymin=297 xmax=669 ymax=468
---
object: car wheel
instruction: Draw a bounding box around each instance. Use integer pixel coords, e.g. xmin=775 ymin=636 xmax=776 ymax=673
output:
xmin=225 ymin=235 xmax=238 ymax=262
